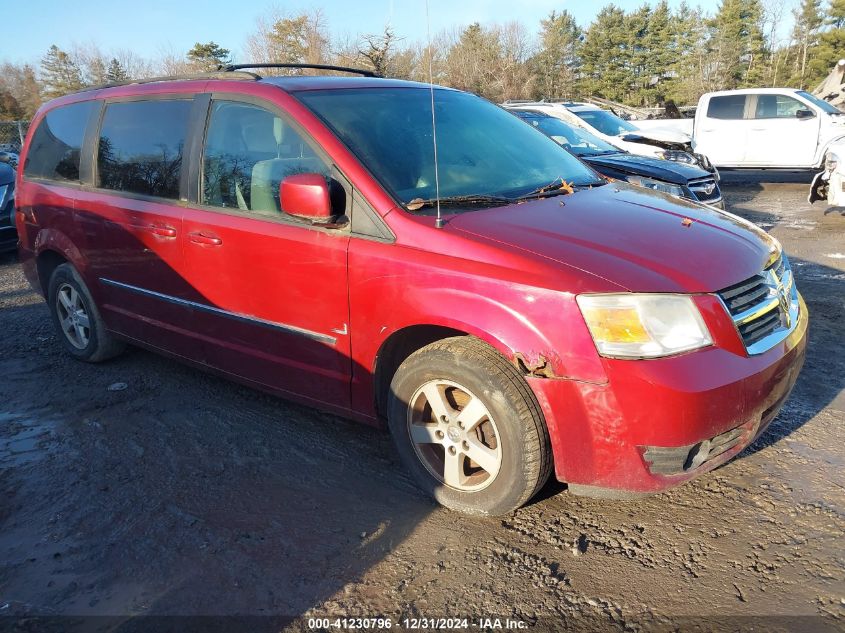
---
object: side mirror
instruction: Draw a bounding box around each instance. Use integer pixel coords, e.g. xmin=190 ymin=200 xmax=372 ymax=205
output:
xmin=796 ymin=108 xmax=815 ymax=119
xmin=280 ymin=173 xmax=333 ymax=222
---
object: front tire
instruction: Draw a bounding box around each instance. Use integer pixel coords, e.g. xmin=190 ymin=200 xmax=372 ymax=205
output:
xmin=387 ymin=336 xmax=552 ymax=515
xmin=47 ymin=263 xmax=125 ymax=362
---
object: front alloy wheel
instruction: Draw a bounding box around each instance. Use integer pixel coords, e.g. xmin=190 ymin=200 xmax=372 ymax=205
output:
xmin=388 ymin=336 xmax=552 ymax=515
xmin=408 ymin=379 xmax=502 ymax=492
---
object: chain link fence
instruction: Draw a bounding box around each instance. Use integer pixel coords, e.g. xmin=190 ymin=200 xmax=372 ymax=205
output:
xmin=0 ymin=121 xmax=29 ymax=154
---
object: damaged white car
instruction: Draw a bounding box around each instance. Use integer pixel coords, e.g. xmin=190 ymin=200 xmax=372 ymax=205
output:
xmin=809 ymin=143 xmax=845 ymax=206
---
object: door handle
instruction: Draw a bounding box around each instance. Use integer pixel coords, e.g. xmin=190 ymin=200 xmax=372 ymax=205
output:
xmin=150 ymin=224 xmax=177 ymax=237
xmin=188 ymin=231 xmax=223 ymax=246
xmin=130 ymin=222 xmax=177 ymax=238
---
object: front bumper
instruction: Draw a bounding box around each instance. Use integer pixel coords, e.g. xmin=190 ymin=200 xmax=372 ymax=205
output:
xmin=809 ymin=169 xmax=845 ymax=206
xmin=528 ymin=293 xmax=808 ymax=497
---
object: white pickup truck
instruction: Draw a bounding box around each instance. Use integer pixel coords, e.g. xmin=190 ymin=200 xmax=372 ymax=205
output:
xmin=642 ymin=88 xmax=845 ymax=169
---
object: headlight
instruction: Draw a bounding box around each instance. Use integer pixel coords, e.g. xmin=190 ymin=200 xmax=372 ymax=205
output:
xmin=626 ymin=175 xmax=684 ymax=197
xmin=0 ymin=184 xmax=7 ymax=208
xmin=826 ymin=152 xmax=839 ymax=172
xmin=659 ymin=150 xmax=697 ymax=165
xmin=576 ymin=294 xmax=713 ymax=359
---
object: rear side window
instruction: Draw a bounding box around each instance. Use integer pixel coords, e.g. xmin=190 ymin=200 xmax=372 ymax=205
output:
xmin=706 ymin=95 xmax=747 ymax=120
xmin=24 ymin=101 xmax=96 ymax=182
xmin=97 ymin=99 xmax=192 ymax=200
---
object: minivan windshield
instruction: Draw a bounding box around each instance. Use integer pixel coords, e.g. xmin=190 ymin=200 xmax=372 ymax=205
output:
xmin=573 ymin=109 xmax=639 ymax=136
xmin=796 ymin=90 xmax=843 ymax=115
xmin=296 ymin=87 xmax=603 ymax=209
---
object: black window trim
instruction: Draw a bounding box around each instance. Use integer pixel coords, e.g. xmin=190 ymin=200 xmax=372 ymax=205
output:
xmin=88 ymin=92 xmax=200 ymax=205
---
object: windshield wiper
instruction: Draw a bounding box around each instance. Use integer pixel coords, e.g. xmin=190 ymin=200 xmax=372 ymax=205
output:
xmin=517 ymin=179 xmax=606 ymax=200
xmin=405 ymin=194 xmax=513 ymax=211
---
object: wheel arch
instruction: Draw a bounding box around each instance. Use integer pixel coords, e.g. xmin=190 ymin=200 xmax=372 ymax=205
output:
xmin=35 ymin=249 xmax=69 ymax=297
xmin=373 ymin=324 xmax=470 ymax=418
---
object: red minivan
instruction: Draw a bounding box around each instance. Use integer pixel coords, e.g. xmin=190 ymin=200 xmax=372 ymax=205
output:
xmin=15 ymin=66 xmax=807 ymax=515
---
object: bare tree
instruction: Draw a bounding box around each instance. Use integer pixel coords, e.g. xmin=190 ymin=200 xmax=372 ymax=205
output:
xmin=357 ymin=26 xmax=401 ymax=76
xmin=495 ymin=21 xmax=535 ymax=100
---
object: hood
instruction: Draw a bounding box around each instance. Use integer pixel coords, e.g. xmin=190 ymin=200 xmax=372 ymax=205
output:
xmin=0 ymin=163 xmax=14 ymax=186
xmin=620 ymin=127 xmax=692 ymax=151
xmin=584 ymin=152 xmax=709 ymax=185
xmin=451 ymin=183 xmax=776 ymax=294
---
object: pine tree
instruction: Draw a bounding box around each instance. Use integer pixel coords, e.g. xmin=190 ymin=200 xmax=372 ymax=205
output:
xmin=807 ymin=0 xmax=845 ymax=85
xmin=531 ymin=10 xmax=582 ymax=100
xmin=186 ymin=42 xmax=231 ymax=71
xmin=579 ymin=6 xmax=630 ymax=101
xmin=707 ymin=0 xmax=767 ymax=90
xmin=669 ymin=2 xmax=708 ymax=103
xmin=106 ymin=58 xmax=129 ymax=83
xmin=40 ymin=45 xmax=84 ymax=99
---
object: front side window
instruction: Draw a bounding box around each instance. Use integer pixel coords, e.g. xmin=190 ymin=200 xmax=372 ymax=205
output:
xmin=707 ymin=95 xmax=747 ymax=120
xmin=296 ymin=88 xmax=601 ymax=208
xmin=97 ymin=99 xmax=192 ymax=200
xmin=24 ymin=101 xmax=96 ymax=182
xmin=201 ymin=100 xmax=330 ymax=216
xmin=754 ymin=94 xmax=805 ymax=119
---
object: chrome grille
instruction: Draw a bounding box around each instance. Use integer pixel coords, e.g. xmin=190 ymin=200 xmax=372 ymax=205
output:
xmin=687 ymin=176 xmax=721 ymax=203
xmin=717 ymin=254 xmax=800 ymax=354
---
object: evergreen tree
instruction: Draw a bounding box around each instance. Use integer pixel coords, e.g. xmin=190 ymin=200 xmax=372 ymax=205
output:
xmin=531 ymin=10 xmax=582 ymax=100
xmin=807 ymin=0 xmax=845 ymax=85
xmin=641 ymin=1 xmax=675 ymax=101
xmin=106 ymin=58 xmax=129 ymax=83
xmin=669 ymin=2 xmax=708 ymax=103
xmin=707 ymin=0 xmax=767 ymax=90
xmin=186 ymin=41 xmax=231 ymax=71
xmin=40 ymin=45 xmax=84 ymax=99
xmin=579 ymin=5 xmax=630 ymax=101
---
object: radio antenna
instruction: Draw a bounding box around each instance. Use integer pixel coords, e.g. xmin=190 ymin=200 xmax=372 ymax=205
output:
xmin=425 ymin=0 xmax=443 ymax=228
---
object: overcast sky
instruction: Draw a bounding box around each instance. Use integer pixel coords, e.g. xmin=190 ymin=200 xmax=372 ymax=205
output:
xmin=7 ymin=0 xmax=767 ymax=66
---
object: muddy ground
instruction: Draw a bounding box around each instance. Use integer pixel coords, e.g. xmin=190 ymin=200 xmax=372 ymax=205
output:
xmin=0 ymin=177 xmax=843 ymax=632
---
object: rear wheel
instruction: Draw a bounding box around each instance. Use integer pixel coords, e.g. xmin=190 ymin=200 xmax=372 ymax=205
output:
xmin=47 ymin=263 xmax=125 ymax=362
xmin=388 ymin=336 xmax=552 ymax=515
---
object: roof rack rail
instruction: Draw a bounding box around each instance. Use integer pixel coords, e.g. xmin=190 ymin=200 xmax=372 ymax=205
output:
xmin=220 ymin=63 xmax=381 ymax=78
xmin=75 ymin=70 xmax=260 ymax=93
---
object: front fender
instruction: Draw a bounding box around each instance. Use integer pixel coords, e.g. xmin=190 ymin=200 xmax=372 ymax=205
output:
xmin=816 ymin=135 xmax=845 ymax=167
xmin=381 ymin=284 xmax=606 ymax=384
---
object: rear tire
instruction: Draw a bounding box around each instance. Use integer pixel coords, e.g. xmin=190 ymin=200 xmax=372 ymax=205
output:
xmin=47 ymin=263 xmax=125 ymax=362
xmin=387 ymin=336 xmax=552 ymax=515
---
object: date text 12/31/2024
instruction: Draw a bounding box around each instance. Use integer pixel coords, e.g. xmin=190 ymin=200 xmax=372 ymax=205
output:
xmin=307 ymin=618 xmax=529 ymax=630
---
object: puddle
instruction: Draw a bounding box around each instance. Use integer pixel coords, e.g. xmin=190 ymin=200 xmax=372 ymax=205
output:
xmin=0 ymin=411 xmax=63 ymax=468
